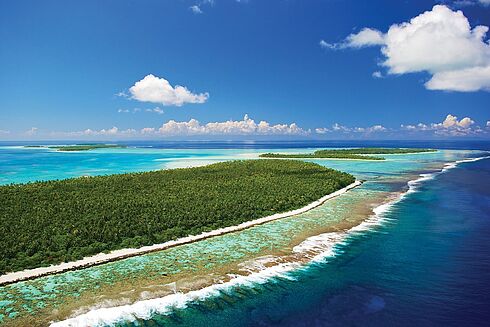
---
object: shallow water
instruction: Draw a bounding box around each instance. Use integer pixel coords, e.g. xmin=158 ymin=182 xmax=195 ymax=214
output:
xmin=0 ymin=143 xmax=488 ymax=326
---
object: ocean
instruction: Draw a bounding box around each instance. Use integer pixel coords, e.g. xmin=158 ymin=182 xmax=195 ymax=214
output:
xmin=144 ymin=156 xmax=490 ymax=327
xmin=0 ymin=141 xmax=489 ymax=326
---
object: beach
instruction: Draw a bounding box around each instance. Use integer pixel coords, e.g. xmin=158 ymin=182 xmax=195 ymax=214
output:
xmin=0 ymin=146 xmax=488 ymax=327
xmin=0 ymin=180 xmax=361 ymax=286
xmin=49 ymin=155 xmax=490 ymax=327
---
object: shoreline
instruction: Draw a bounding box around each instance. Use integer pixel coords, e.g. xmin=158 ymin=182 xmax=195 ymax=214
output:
xmin=260 ymin=156 xmax=383 ymax=161
xmin=0 ymin=180 xmax=362 ymax=286
xmin=49 ymin=155 xmax=490 ymax=327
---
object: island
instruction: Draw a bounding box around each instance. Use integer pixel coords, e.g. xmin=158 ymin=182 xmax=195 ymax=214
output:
xmin=0 ymin=160 xmax=355 ymax=275
xmin=259 ymin=147 xmax=436 ymax=160
xmin=24 ymin=144 xmax=125 ymax=151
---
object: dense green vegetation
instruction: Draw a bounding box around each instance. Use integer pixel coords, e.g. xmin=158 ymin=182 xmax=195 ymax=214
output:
xmin=24 ymin=144 xmax=125 ymax=151
xmin=260 ymin=148 xmax=436 ymax=160
xmin=51 ymin=144 xmax=125 ymax=151
xmin=0 ymin=160 xmax=354 ymax=274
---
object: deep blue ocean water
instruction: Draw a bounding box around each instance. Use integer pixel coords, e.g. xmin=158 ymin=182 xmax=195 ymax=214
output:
xmin=1 ymin=140 xmax=489 ymax=326
xmin=215 ymin=157 xmax=490 ymax=327
xmin=99 ymin=143 xmax=489 ymax=327
xmin=127 ymin=155 xmax=490 ymax=327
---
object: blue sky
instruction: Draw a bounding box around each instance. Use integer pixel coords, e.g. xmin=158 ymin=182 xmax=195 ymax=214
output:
xmin=0 ymin=0 xmax=489 ymax=140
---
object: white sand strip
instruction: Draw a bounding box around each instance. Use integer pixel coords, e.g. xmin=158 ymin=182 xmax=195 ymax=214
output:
xmin=0 ymin=180 xmax=362 ymax=286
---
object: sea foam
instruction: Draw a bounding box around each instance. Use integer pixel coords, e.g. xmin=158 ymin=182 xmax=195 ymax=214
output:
xmin=50 ymin=155 xmax=490 ymax=327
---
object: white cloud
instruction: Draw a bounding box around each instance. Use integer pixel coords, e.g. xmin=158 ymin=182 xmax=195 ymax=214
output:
xmin=332 ymin=123 xmax=351 ymax=132
xmin=56 ymin=127 xmax=137 ymax=138
xmin=141 ymin=127 xmax=156 ymax=134
xmin=372 ymin=71 xmax=383 ymax=78
xmin=315 ymin=123 xmax=387 ymax=134
xmin=347 ymin=28 xmax=385 ymax=47
xmin=318 ymin=40 xmax=335 ymax=49
xmin=26 ymin=127 xmax=38 ymax=136
xmin=32 ymin=115 xmax=308 ymax=139
xmin=0 ymin=129 xmax=10 ymax=134
xmin=315 ymin=127 xmax=329 ymax=134
xmin=324 ymin=5 xmax=490 ymax=92
xmin=322 ymin=28 xmax=385 ymax=50
xmin=115 ymin=91 xmax=129 ymax=98
xmin=401 ymin=114 xmax=483 ymax=136
xmin=189 ymin=5 xmax=203 ymax=14
xmin=83 ymin=127 xmax=120 ymax=136
xmin=425 ymin=65 xmax=490 ymax=91
xmin=438 ymin=114 xmax=474 ymax=128
xmin=368 ymin=125 xmax=387 ymax=132
xmin=400 ymin=123 xmax=430 ymax=131
xmin=453 ymin=0 xmax=490 ymax=6
xmin=381 ymin=6 xmax=489 ymax=75
xmin=129 ymin=74 xmax=209 ymax=106
xmin=119 ymin=107 xmax=163 ymax=114
xmin=145 ymin=107 xmax=164 ymax=114
xmin=189 ymin=0 xmax=217 ymax=14
xmin=345 ymin=28 xmax=385 ymax=48
xmin=144 ymin=114 xmax=308 ymax=136
xmin=25 ymin=115 xmax=489 ymax=140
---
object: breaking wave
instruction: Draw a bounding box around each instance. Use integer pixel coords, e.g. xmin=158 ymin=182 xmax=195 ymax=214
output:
xmin=50 ymin=155 xmax=490 ymax=327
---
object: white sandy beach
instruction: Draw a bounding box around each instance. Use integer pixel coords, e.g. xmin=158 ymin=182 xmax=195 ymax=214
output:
xmin=0 ymin=180 xmax=362 ymax=286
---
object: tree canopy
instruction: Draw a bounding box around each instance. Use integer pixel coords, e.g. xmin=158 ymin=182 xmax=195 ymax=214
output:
xmin=0 ymin=160 xmax=354 ymax=274
xmin=260 ymin=148 xmax=436 ymax=160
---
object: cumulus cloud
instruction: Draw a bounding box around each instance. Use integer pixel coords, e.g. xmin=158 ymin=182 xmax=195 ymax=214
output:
xmin=144 ymin=114 xmax=308 ymax=136
xmin=141 ymin=127 xmax=156 ymax=134
xmin=25 ymin=115 xmax=489 ymax=140
xmin=0 ymin=129 xmax=10 ymax=134
xmin=372 ymin=71 xmax=383 ymax=78
xmin=323 ymin=28 xmax=385 ymax=49
xmin=129 ymin=74 xmax=209 ymax=106
xmin=425 ymin=65 xmax=490 ymax=91
xmin=315 ymin=123 xmax=387 ymax=134
xmin=316 ymin=114 xmax=487 ymax=138
xmin=315 ymin=127 xmax=330 ymax=134
xmin=438 ymin=114 xmax=474 ymax=128
xmin=400 ymin=123 xmax=431 ymax=131
xmin=54 ymin=127 xmax=137 ymax=138
xmin=323 ymin=5 xmax=490 ymax=92
xmin=401 ymin=114 xmax=483 ymax=136
xmin=83 ymin=127 xmax=119 ymax=136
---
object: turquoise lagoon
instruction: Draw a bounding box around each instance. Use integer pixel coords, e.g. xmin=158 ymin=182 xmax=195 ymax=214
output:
xmin=0 ymin=144 xmax=488 ymax=326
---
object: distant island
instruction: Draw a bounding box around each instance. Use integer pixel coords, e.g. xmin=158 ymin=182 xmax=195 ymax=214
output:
xmin=24 ymin=144 xmax=125 ymax=151
xmin=259 ymin=148 xmax=436 ymax=160
xmin=0 ymin=160 xmax=354 ymax=274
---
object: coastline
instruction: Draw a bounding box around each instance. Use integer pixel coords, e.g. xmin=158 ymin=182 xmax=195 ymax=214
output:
xmin=48 ymin=155 xmax=490 ymax=327
xmin=260 ymin=156 xmax=383 ymax=161
xmin=0 ymin=180 xmax=362 ymax=286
